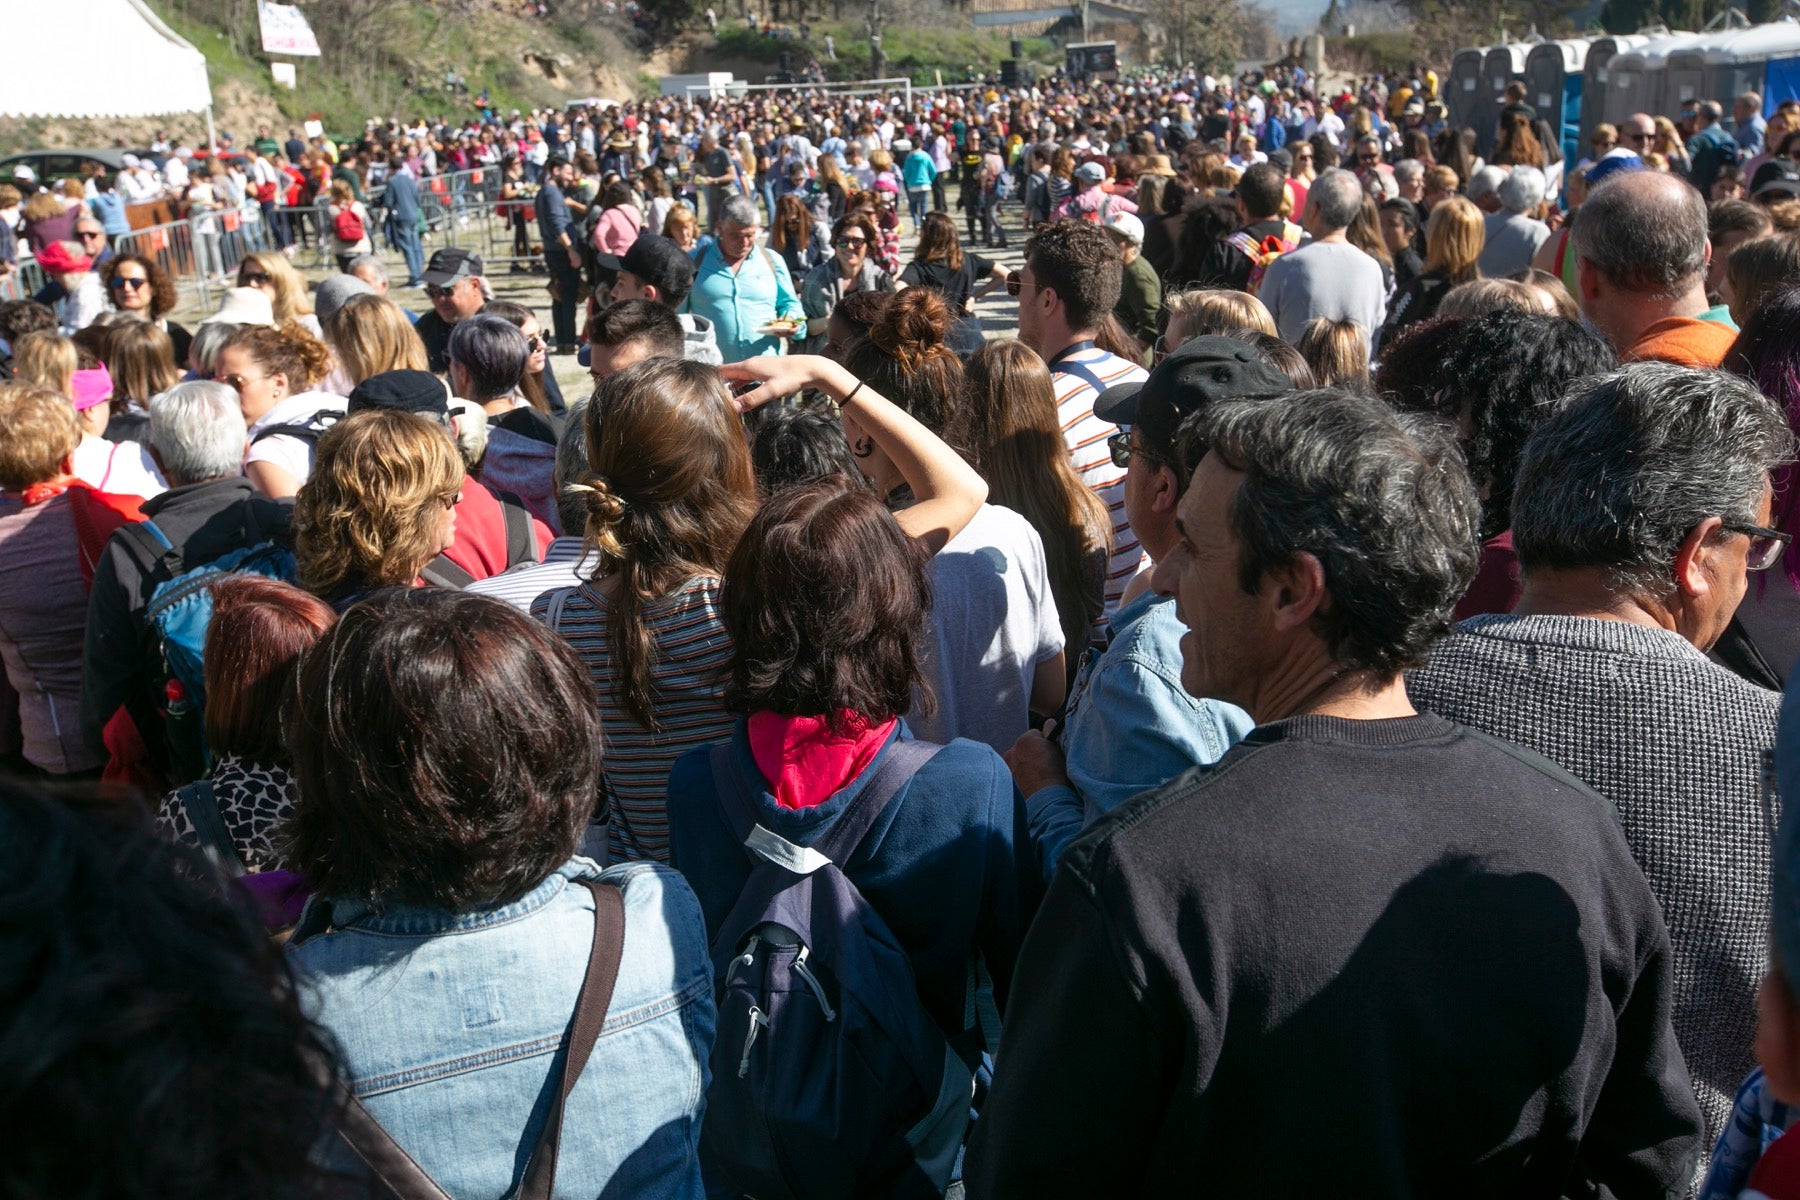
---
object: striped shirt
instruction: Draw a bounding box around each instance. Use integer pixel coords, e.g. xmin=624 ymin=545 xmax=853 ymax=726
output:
xmin=533 ymin=575 xmax=734 ymax=865
xmin=466 ymin=536 xmax=597 ymax=611
xmin=1051 ymin=345 xmax=1148 ymax=615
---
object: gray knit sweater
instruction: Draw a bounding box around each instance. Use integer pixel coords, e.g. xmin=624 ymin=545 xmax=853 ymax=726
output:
xmin=1408 ymin=614 xmax=1777 ymax=1158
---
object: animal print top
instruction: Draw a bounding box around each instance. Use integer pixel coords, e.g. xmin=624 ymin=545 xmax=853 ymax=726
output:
xmin=157 ymin=755 xmax=297 ymax=873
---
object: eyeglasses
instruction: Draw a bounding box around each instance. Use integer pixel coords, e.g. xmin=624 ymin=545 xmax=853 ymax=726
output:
xmin=1623 ymin=130 xmax=1654 ymax=143
xmin=1725 ymin=521 xmax=1792 ymax=572
xmin=835 ymin=237 xmax=867 ymax=249
xmin=110 ymin=276 xmax=150 ymax=291
xmin=1107 ymin=430 xmax=1164 ymax=470
xmin=216 ymin=373 xmax=265 ymax=392
xmin=78 ymin=230 xmax=105 ymax=241
xmin=440 ymin=490 xmax=465 ymax=510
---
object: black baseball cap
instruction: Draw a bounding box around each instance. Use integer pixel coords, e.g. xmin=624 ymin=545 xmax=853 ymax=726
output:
xmin=1093 ymin=336 xmax=1291 ymax=463
xmin=421 ymin=247 xmax=484 ymax=287
xmin=1753 ymin=157 xmax=1800 ymax=199
xmin=347 ymin=369 xmax=450 ymax=419
xmin=595 ymin=234 xmax=696 ymax=302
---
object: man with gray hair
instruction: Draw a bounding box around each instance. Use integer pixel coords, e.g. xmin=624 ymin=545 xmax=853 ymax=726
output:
xmin=969 ymin=388 xmax=1702 ymax=1194
xmin=1465 ymin=163 xmax=1508 ymax=213
xmin=467 ymin=399 xmax=600 ymax=610
xmin=1392 ymin=157 xmax=1426 ymax=203
xmin=687 ymin=193 xmax=805 ymax=362
xmin=1258 ymin=167 xmax=1387 ymax=351
xmin=80 ymin=380 xmax=295 ymax=782
xmin=1572 ymin=170 xmax=1734 ymax=366
xmin=1478 ymin=165 xmax=1551 ymax=278
xmin=1409 ymin=361 xmax=1795 ymax=1163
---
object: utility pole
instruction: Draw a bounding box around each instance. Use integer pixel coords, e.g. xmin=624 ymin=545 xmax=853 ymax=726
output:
xmin=868 ymin=0 xmax=885 ymax=80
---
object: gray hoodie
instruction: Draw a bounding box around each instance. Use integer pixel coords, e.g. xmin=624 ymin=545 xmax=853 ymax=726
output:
xmin=680 ymin=312 xmax=723 ymax=365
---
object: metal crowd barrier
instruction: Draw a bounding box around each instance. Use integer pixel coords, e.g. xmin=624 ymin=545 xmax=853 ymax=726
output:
xmin=0 ymin=256 xmax=46 ymax=303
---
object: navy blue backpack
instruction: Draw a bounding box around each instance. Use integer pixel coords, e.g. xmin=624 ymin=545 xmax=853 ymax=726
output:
xmin=702 ymin=739 xmax=973 ymax=1200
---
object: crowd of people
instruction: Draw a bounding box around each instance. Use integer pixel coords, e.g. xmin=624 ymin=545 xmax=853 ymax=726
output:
xmin=12 ymin=51 xmax=1800 ymax=1200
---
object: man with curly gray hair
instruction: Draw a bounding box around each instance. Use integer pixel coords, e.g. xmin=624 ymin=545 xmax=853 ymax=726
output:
xmin=1410 ymin=361 xmax=1795 ymax=1172
xmin=968 ymin=388 xmax=1702 ymax=1196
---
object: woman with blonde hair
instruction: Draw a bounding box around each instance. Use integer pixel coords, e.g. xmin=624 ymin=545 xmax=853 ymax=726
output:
xmin=963 ymin=339 xmax=1112 ymax=663
xmin=1157 ymin=288 xmax=1277 ymax=361
xmin=293 ymin=409 xmax=464 ymax=610
xmin=214 ymin=323 xmax=339 ymax=498
xmin=1296 ymin=317 xmax=1371 ymax=391
xmin=1652 ymin=116 xmax=1692 ymax=177
xmin=1379 ymin=194 xmax=1483 ymax=346
xmin=236 ymin=250 xmax=319 ymax=334
xmin=323 ymin=293 xmax=428 ymax=387
xmin=324 ymin=179 xmax=373 ymax=275
xmin=662 ymin=203 xmax=708 ymax=258
xmin=107 ymin=320 xmax=182 ymax=414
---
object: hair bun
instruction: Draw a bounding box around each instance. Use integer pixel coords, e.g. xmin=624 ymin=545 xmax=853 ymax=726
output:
xmin=870 ymin=288 xmax=952 ymax=373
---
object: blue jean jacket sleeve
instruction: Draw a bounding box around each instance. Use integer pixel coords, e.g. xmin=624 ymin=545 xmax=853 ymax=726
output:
xmin=1029 ymin=643 xmax=1253 ymax=882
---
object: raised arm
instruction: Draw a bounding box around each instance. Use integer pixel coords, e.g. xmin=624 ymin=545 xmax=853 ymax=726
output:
xmin=719 ymin=354 xmax=987 ymax=554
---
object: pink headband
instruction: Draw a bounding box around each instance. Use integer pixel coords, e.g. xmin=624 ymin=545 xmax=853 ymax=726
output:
xmin=71 ymin=366 xmax=114 ymax=412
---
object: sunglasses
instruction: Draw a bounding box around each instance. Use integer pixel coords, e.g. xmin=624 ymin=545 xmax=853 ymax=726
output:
xmin=110 ymin=276 xmax=150 ymax=291
xmin=216 ymin=373 xmax=264 ymax=392
xmin=1726 ymin=521 xmax=1792 ymax=572
xmin=78 ymin=230 xmax=105 ymax=241
xmin=835 ymin=237 xmax=867 ymax=249
xmin=239 ymin=271 xmax=272 ymax=285
xmin=526 ymin=333 xmax=547 ymax=351
xmin=1107 ymin=430 xmax=1164 ymax=470
xmin=426 ymin=283 xmax=458 ymax=298
xmin=1006 ymin=269 xmax=1024 ymax=297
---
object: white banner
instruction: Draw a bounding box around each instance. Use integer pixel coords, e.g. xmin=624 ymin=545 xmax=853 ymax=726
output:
xmin=258 ymin=0 xmax=320 ymax=57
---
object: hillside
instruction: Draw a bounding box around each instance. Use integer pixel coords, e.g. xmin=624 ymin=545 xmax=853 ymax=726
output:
xmin=0 ymin=1 xmax=1058 ymax=156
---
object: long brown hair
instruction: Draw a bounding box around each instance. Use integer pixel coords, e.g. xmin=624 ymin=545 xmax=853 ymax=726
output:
xmin=770 ymin=193 xmax=812 ymax=254
xmin=580 ymin=357 xmax=757 ymax=729
xmin=106 ymin=320 xmax=182 ymax=407
xmin=963 ymin=340 xmax=1113 ymax=654
xmin=1492 ymin=110 xmax=1546 ymax=170
xmin=913 ymin=211 xmax=964 ymax=271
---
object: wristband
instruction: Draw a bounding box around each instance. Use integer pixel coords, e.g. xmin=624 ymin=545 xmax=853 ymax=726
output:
xmin=842 ymin=380 xmax=865 ymax=406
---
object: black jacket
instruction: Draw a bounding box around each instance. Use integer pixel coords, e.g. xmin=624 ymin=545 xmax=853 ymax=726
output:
xmin=81 ymin=478 xmax=293 ymax=774
xmin=966 ymin=713 xmax=1702 ymax=1197
xmin=1195 ymin=216 xmax=1294 ymax=292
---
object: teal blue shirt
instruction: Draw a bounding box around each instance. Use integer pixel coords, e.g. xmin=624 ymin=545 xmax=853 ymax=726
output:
xmin=686 ymin=241 xmax=804 ymax=362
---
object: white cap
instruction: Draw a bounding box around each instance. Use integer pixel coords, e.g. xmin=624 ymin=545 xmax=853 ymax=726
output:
xmin=1105 ymin=211 xmax=1145 ymax=246
xmin=200 ymin=287 xmax=277 ymax=327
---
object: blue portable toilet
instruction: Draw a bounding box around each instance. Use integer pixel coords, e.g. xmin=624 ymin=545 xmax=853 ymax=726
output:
xmin=1527 ymin=39 xmax=1591 ymax=166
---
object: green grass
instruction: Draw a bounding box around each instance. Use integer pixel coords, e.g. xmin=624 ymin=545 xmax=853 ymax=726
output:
xmin=717 ymin=22 xmax=1056 ymax=85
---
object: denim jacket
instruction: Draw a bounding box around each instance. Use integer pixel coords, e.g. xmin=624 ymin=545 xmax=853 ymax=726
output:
xmin=291 ymin=857 xmax=715 ymax=1199
xmin=1025 ymin=590 xmax=1254 ymax=881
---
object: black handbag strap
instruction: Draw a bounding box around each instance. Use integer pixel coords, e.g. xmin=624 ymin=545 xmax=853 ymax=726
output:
xmin=329 ymin=879 xmax=626 ymax=1200
xmin=179 ymin=779 xmax=245 ymax=878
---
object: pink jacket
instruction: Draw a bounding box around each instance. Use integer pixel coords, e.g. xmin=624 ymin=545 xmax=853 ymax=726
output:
xmin=592 ymin=204 xmax=643 ymax=255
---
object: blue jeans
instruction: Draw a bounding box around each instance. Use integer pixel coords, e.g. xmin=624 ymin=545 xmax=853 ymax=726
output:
xmin=908 ymin=187 xmax=930 ymax=232
xmin=393 ymin=221 xmax=424 ymax=284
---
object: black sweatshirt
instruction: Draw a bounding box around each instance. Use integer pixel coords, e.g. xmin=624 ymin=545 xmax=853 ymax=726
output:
xmin=965 ymin=713 xmax=1702 ymax=1198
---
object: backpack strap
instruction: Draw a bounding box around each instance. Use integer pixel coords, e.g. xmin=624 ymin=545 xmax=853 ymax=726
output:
xmin=543 ymin=586 xmax=576 ymax=636
xmin=710 ymin=735 xmax=943 ymax=872
xmin=180 ymin=779 xmax=246 ymax=879
xmin=419 ymin=553 xmax=476 ymax=590
xmin=249 ymin=408 xmax=342 ymax=447
xmin=328 ymin=878 xmax=624 ymax=1200
xmin=500 ymin=496 xmax=537 ymax=566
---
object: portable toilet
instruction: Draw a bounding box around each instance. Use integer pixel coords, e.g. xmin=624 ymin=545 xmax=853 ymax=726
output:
xmin=1604 ymin=30 xmax=1708 ymax=128
xmin=1582 ymin=33 xmax=1653 ymax=144
xmin=1479 ymin=43 xmax=1535 ymax=153
xmin=1448 ymin=47 xmax=1490 ymax=137
xmin=1526 ymin=38 xmax=1591 ymax=165
xmin=1704 ymin=18 xmax=1800 ymax=121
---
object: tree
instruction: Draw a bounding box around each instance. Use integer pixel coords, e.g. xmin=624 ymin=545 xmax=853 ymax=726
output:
xmin=1145 ymin=0 xmax=1252 ymax=73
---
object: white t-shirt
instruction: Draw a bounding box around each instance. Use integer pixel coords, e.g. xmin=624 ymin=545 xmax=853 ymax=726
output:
xmin=910 ymin=503 xmax=1064 ymax=755
xmin=243 ymin=391 xmax=346 ymax=487
xmin=71 ymin=434 xmax=166 ymax=499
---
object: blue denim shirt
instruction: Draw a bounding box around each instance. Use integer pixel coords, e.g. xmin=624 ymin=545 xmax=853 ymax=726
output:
xmin=687 ymin=241 xmax=804 ymax=362
xmin=1025 ymin=589 xmax=1253 ymax=882
xmin=291 ymin=857 xmax=715 ymax=1199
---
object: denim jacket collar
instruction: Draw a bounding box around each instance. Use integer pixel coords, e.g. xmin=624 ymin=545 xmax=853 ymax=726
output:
xmin=294 ymin=855 xmax=604 ymax=940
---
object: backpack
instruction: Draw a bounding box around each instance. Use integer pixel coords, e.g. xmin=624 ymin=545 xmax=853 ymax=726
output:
xmin=993 ymin=166 xmax=1017 ymax=201
xmin=1225 ymin=219 xmax=1303 ymax=294
xmin=701 ymin=739 xmax=974 ymax=1200
xmin=125 ymin=514 xmax=297 ymax=784
xmin=333 ymin=205 xmax=366 ymax=242
xmin=249 ymin=407 xmax=344 ymax=449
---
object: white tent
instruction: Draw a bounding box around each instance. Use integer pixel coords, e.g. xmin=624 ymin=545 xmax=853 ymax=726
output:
xmin=0 ymin=0 xmax=211 ymax=119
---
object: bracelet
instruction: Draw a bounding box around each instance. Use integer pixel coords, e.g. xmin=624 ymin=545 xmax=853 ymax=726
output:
xmin=841 ymin=380 xmax=865 ymax=406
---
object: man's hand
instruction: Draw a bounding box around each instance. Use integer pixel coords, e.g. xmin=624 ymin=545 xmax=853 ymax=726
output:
xmin=1005 ymin=728 xmax=1070 ymax=797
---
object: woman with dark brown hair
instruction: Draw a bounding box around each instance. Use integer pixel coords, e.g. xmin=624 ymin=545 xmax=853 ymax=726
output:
xmin=770 ymin=192 xmax=829 ymax=281
xmin=664 ymin=474 xmax=1041 ymax=1200
xmin=799 ymin=212 xmax=896 ymax=355
xmin=102 ymin=253 xmax=192 ymax=366
xmin=840 ymin=288 xmax=1067 ymax=751
xmin=537 ymin=350 xmax=985 ymax=864
xmin=963 ymin=340 xmax=1112 ymax=662
xmin=157 ymin=576 xmax=335 ymax=872
xmin=283 ymin=588 xmax=714 ymax=1197
xmin=901 ymin=211 xmax=1006 ymax=356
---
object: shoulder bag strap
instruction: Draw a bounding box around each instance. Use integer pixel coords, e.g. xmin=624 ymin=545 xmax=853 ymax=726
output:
xmin=331 ymin=1083 xmax=455 ymax=1200
xmin=517 ymin=879 xmax=626 ymax=1200
xmin=813 ymin=737 xmax=944 ymax=865
xmin=181 ymin=779 xmax=246 ymax=878
xmin=543 ymin=586 xmax=575 ymax=636
xmin=501 ymin=497 xmax=537 ymax=566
